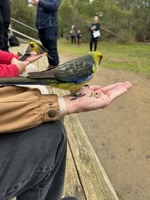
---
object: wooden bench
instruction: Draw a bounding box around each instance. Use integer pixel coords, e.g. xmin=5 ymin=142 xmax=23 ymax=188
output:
xmin=11 ymin=44 xmax=119 ymax=200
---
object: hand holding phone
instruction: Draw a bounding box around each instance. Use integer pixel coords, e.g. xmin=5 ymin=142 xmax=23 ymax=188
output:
xmin=19 ymin=53 xmax=31 ymax=61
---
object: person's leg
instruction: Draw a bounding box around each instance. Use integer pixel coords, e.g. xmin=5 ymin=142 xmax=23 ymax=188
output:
xmin=89 ymin=37 xmax=93 ymax=51
xmin=94 ymin=37 xmax=99 ymax=51
xmin=0 ymin=120 xmax=67 ymax=200
xmin=73 ymin=36 xmax=76 ymax=44
xmin=79 ymin=39 xmax=81 ymax=46
xmin=2 ymin=0 xmax=10 ymax=51
xmin=39 ymin=27 xmax=59 ymax=67
xmin=71 ymin=36 xmax=73 ymax=44
xmin=0 ymin=2 xmax=4 ymax=50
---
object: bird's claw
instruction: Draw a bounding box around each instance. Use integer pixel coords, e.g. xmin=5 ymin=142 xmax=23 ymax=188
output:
xmin=84 ymin=84 xmax=90 ymax=88
xmin=70 ymin=93 xmax=86 ymax=100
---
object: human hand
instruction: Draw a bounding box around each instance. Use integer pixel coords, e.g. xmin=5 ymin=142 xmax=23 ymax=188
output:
xmin=11 ymin=58 xmax=30 ymax=74
xmin=31 ymin=0 xmax=39 ymax=6
xmin=26 ymin=53 xmax=46 ymax=63
xmin=63 ymin=82 xmax=132 ymax=115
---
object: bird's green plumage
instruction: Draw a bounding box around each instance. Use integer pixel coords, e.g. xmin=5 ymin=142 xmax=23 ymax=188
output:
xmin=28 ymin=41 xmax=53 ymax=60
xmin=0 ymin=52 xmax=103 ymax=92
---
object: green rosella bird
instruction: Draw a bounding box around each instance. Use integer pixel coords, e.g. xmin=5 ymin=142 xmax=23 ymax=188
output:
xmin=0 ymin=52 xmax=103 ymax=94
xmin=28 ymin=41 xmax=53 ymax=60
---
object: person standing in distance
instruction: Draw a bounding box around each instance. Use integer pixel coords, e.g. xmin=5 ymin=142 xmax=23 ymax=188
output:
xmin=0 ymin=0 xmax=10 ymax=52
xmin=70 ymin=25 xmax=76 ymax=44
xmin=77 ymin=29 xmax=82 ymax=46
xmin=89 ymin=16 xmax=101 ymax=52
xmin=31 ymin=0 xmax=62 ymax=69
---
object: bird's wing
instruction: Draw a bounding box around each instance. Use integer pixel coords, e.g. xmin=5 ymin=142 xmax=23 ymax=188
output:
xmin=28 ymin=55 xmax=95 ymax=84
xmin=53 ymin=54 xmax=95 ymax=83
xmin=37 ymin=43 xmax=48 ymax=52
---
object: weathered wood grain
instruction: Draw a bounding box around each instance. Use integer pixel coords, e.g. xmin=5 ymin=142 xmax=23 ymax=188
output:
xmin=64 ymin=144 xmax=86 ymax=200
xmin=64 ymin=115 xmax=119 ymax=200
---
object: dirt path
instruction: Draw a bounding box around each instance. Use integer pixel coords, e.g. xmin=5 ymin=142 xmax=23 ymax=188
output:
xmin=60 ymin=54 xmax=150 ymax=200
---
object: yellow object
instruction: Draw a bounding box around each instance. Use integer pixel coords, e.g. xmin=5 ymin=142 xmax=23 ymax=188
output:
xmin=28 ymin=41 xmax=53 ymax=59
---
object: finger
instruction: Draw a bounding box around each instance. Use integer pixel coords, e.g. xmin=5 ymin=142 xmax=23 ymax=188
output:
xmin=35 ymin=53 xmax=46 ymax=58
xmin=90 ymin=85 xmax=102 ymax=91
xmin=108 ymin=82 xmax=132 ymax=94
xmin=41 ymin=52 xmax=46 ymax=56
xmin=101 ymin=82 xmax=132 ymax=93
xmin=122 ymin=81 xmax=132 ymax=89
xmin=108 ymin=83 xmax=132 ymax=101
xmin=108 ymin=87 xmax=129 ymax=102
xmin=101 ymin=82 xmax=123 ymax=93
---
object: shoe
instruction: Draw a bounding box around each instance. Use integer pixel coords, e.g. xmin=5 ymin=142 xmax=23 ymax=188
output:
xmin=61 ymin=197 xmax=78 ymax=200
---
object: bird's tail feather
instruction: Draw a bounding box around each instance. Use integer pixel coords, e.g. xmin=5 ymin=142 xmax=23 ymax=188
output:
xmin=0 ymin=76 xmax=57 ymax=86
xmin=0 ymin=77 xmax=44 ymax=85
xmin=47 ymin=54 xmax=54 ymax=60
xmin=28 ymin=70 xmax=55 ymax=79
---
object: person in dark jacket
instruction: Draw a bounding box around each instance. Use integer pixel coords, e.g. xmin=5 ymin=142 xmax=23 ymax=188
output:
xmin=32 ymin=0 xmax=61 ymax=68
xmin=76 ymin=29 xmax=82 ymax=46
xmin=0 ymin=0 xmax=10 ymax=51
xmin=89 ymin=16 xmax=101 ymax=52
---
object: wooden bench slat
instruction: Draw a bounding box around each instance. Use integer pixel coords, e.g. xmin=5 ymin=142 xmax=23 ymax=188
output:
xmin=64 ymin=144 xmax=86 ymax=200
xmin=65 ymin=115 xmax=119 ymax=200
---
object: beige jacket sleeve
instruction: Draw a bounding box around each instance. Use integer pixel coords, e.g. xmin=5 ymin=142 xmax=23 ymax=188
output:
xmin=0 ymin=86 xmax=60 ymax=133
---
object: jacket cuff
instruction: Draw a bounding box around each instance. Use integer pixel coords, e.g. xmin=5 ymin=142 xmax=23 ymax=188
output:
xmin=40 ymin=93 xmax=60 ymax=122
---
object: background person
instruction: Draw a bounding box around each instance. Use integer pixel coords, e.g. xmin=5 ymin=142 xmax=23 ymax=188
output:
xmin=89 ymin=16 xmax=101 ymax=52
xmin=31 ymin=0 xmax=62 ymax=69
xmin=0 ymin=0 xmax=11 ymax=52
xmin=70 ymin=25 xmax=76 ymax=44
xmin=0 ymin=50 xmax=45 ymax=77
xmin=76 ymin=29 xmax=82 ymax=46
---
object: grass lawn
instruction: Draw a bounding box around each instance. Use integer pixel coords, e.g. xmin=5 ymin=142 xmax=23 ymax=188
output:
xmin=58 ymin=39 xmax=150 ymax=73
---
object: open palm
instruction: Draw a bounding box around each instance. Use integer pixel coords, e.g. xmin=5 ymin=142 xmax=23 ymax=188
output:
xmin=67 ymin=82 xmax=132 ymax=114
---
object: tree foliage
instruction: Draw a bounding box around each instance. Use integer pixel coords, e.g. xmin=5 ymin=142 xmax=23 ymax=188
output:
xmin=11 ymin=0 xmax=37 ymax=39
xmin=58 ymin=0 xmax=150 ymax=42
xmin=11 ymin=0 xmax=150 ymax=43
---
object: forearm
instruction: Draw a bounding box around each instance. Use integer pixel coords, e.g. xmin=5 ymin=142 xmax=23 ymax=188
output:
xmin=0 ymin=86 xmax=60 ymax=133
xmin=0 ymin=64 xmax=19 ymax=77
xmin=0 ymin=50 xmax=19 ymax=64
xmin=0 ymin=50 xmax=29 ymax=77
xmin=0 ymin=86 xmax=80 ymax=133
xmin=0 ymin=82 xmax=132 ymax=133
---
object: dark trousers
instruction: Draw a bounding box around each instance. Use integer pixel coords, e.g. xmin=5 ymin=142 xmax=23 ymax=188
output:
xmin=0 ymin=120 xmax=67 ymax=200
xmin=71 ymin=36 xmax=76 ymax=44
xmin=0 ymin=0 xmax=10 ymax=51
xmin=39 ymin=27 xmax=59 ymax=66
xmin=89 ymin=36 xmax=99 ymax=51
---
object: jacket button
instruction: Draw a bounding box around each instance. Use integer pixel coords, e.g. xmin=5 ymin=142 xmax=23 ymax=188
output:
xmin=48 ymin=109 xmax=57 ymax=118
